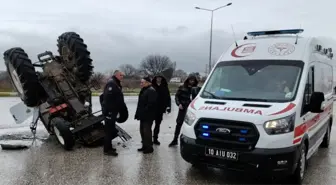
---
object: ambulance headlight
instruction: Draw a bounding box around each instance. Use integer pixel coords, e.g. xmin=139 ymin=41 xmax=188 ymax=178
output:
xmin=184 ymin=110 xmax=197 ymax=126
xmin=264 ymin=114 xmax=295 ymax=135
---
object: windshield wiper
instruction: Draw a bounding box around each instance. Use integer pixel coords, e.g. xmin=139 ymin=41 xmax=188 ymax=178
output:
xmin=202 ymin=90 xmax=222 ymax=99
xmin=221 ymin=97 xmax=270 ymax=102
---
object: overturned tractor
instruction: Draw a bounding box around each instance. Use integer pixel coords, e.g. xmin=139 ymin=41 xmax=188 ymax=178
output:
xmin=3 ymin=32 xmax=130 ymax=150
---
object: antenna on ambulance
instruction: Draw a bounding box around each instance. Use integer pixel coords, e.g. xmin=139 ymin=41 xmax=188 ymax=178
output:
xmin=295 ymin=24 xmax=302 ymax=44
xmin=230 ymin=25 xmax=238 ymax=47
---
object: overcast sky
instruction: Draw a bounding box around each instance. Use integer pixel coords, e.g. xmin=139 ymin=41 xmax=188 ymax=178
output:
xmin=0 ymin=0 xmax=335 ymax=73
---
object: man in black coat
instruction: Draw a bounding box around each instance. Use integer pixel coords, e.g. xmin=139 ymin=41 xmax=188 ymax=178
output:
xmin=151 ymin=75 xmax=171 ymax=145
xmin=100 ymin=70 xmax=127 ymax=156
xmin=135 ymin=77 xmax=158 ymax=154
xmin=169 ymin=74 xmax=198 ymax=147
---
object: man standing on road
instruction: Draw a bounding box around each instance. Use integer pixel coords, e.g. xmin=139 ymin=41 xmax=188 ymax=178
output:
xmin=169 ymin=74 xmax=198 ymax=147
xmin=151 ymin=75 xmax=171 ymax=145
xmin=135 ymin=77 xmax=158 ymax=154
xmin=100 ymin=70 xmax=126 ymax=156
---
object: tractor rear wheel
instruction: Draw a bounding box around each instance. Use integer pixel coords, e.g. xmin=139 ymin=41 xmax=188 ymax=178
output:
xmin=3 ymin=47 xmax=44 ymax=107
xmin=57 ymin=32 xmax=93 ymax=82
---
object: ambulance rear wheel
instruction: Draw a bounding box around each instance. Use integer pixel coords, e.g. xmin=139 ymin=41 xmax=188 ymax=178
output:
xmin=320 ymin=121 xmax=331 ymax=148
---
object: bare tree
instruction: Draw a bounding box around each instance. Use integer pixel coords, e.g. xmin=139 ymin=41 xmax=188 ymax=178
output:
xmin=0 ymin=71 xmax=13 ymax=91
xmin=89 ymin=72 xmax=106 ymax=90
xmin=140 ymin=54 xmax=174 ymax=75
xmin=173 ymin=69 xmax=188 ymax=79
xmin=119 ymin=64 xmax=138 ymax=79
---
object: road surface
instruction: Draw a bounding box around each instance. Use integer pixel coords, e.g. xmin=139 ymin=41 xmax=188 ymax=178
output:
xmin=0 ymin=97 xmax=336 ymax=185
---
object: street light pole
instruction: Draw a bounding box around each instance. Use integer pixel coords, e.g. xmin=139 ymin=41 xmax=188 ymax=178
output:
xmin=209 ymin=11 xmax=213 ymax=75
xmin=195 ymin=3 xmax=232 ymax=74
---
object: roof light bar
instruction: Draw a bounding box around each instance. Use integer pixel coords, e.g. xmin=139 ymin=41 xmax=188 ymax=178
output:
xmin=247 ymin=29 xmax=304 ymax=37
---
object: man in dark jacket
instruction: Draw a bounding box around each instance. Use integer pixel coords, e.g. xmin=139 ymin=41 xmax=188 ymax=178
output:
xmin=151 ymin=75 xmax=171 ymax=145
xmin=100 ymin=70 xmax=126 ymax=156
xmin=169 ymin=74 xmax=198 ymax=147
xmin=135 ymin=77 xmax=158 ymax=154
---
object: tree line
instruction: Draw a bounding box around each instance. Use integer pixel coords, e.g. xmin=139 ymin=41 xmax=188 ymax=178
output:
xmin=0 ymin=54 xmax=204 ymax=92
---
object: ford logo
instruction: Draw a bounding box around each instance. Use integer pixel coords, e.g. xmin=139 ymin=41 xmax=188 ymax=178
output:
xmin=216 ymin=128 xmax=231 ymax=134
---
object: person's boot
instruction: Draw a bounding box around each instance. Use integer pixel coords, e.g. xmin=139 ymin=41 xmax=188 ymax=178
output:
xmin=153 ymin=137 xmax=160 ymax=145
xmin=168 ymin=138 xmax=178 ymax=147
xmin=143 ymin=147 xmax=154 ymax=154
xmin=104 ymin=149 xmax=118 ymax=156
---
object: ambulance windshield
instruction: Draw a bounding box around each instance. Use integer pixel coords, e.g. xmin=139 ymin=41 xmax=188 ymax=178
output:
xmin=201 ymin=60 xmax=304 ymax=102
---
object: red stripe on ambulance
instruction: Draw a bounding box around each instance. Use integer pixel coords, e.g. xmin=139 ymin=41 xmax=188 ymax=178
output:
xmin=292 ymin=103 xmax=333 ymax=144
xmin=269 ymin=103 xmax=296 ymax=116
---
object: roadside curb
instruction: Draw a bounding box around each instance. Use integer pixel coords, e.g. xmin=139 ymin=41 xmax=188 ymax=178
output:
xmin=0 ymin=92 xmax=175 ymax=97
xmin=0 ymin=92 xmax=18 ymax=97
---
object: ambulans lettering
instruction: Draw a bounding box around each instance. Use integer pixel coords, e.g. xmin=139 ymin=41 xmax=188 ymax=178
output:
xmin=198 ymin=106 xmax=263 ymax=115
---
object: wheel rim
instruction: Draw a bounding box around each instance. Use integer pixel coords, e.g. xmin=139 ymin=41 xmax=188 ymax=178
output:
xmin=61 ymin=46 xmax=75 ymax=67
xmin=8 ymin=63 xmax=24 ymax=96
xmin=54 ymin=126 xmax=65 ymax=145
xmin=300 ymin=148 xmax=306 ymax=179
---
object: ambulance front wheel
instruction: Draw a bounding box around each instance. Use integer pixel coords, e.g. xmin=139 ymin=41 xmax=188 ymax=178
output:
xmin=290 ymin=142 xmax=307 ymax=184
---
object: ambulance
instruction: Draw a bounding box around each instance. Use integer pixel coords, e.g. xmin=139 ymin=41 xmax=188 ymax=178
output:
xmin=180 ymin=29 xmax=334 ymax=184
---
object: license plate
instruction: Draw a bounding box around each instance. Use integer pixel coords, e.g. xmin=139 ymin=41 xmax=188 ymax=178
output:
xmin=205 ymin=147 xmax=239 ymax=161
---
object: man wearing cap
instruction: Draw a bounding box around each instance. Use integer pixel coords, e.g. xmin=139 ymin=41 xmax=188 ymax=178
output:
xmin=134 ymin=76 xmax=158 ymax=154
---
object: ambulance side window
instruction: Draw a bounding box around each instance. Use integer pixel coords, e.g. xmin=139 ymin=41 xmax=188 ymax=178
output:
xmin=301 ymin=67 xmax=314 ymax=116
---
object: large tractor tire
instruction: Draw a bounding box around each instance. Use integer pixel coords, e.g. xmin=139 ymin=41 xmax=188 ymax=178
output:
xmin=51 ymin=117 xmax=75 ymax=150
xmin=57 ymin=32 xmax=93 ymax=82
xmin=3 ymin=47 xmax=44 ymax=107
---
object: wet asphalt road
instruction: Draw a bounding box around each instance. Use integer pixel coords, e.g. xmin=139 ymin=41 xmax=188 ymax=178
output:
xmin=1 ymin=97 xmax=336 ymax=185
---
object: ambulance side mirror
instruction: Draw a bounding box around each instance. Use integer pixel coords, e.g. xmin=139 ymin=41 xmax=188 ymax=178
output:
xmin=309 ymin=92 xmax=325 ymax=113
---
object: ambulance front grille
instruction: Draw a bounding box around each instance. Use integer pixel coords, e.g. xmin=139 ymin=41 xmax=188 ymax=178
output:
xmin=194 ymin=118 xmax=260 ymax=151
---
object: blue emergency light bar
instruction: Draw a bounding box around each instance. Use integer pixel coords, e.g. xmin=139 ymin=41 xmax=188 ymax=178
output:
xmin=247 ymin=29 xmax=304 ymax=37
xmin=202 ymin=125 xmax=209 ymax=129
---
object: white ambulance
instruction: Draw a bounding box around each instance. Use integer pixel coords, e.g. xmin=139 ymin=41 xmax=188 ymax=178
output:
xmin=180 ymin=29 xmax=334 ymax=184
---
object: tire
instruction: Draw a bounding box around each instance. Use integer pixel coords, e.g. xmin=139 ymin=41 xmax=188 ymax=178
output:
xmin=191 ymin=163 xmax=206 ymax=169
xmin=57 ymin=32 xmax=93 ymax=82
xmin=51 ymin=117 xmax=75 ymax=150
xmin=290 ymin=143 xmax=307 ymax=184
xmin=320 ymin=121 xmax=331 ymax=148
xmin=3 ymin=47 xmax=44 ymax=107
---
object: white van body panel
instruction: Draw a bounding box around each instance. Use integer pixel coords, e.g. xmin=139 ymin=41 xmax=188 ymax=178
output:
xmin=182 ymin=34 xmax=335 ymax=151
